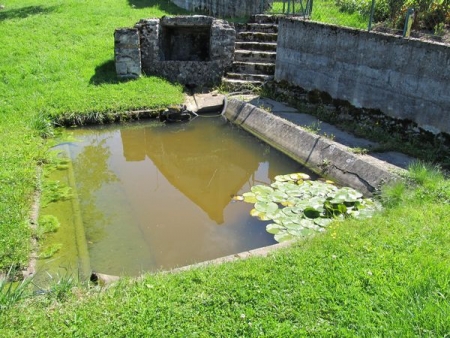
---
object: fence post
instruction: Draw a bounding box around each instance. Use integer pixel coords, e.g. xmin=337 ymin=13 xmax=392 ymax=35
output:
xmin=308 ymin=0 xmax=313 ymax=16
xmin=402 ymin=8 xmax=415 ymax=38
xmin=368 ymin=0 xmax=375 ymax=31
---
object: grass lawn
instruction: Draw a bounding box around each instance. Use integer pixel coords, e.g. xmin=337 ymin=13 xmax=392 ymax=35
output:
xmin=1 ymin=0 xmax=450 ymax=336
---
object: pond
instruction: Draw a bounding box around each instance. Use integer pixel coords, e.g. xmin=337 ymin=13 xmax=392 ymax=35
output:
xmin=38 ymin=116 xmax=315 ymax=278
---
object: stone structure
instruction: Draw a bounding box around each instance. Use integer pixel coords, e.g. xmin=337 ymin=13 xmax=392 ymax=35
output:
xmin=171 ymin=0 xmax=272 ymax=18
xmin=114 ymin=16 xmax=235 ymax=87
xmin=275 ymin=18 xmax=450 ymax=136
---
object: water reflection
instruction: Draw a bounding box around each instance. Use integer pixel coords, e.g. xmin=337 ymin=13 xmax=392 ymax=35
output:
xmin=64 ymin=117 xmax=308 ymax=275
xmin=72 ymin=135 xmax=119 ymax=243
xmin=121 ymin=118 xmax=260 ymax=224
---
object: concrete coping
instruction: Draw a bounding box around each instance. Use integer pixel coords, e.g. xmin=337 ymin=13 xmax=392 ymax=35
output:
xmin=224 ymin=98 xmax=408 ymax=196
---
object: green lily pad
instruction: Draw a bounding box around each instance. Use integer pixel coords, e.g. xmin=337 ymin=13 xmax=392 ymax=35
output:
xmin=290 ymin=173 xmax=311 ymax=181
xmin=313 ymin=218 xmax=333 ymax=227
xmin=266 ymin=223 xmax=284 ymax=234
xmin=274 ymin=231 xmax=295 ymax=243
xmin=239 ymin=172 xmax=380 ymax=242
xmin=255 ymin=201 xmax=278 ymax=214
xmin=242 ymin=192 xmax=257 ymax=204
xmin=251 ymin=185 xmax=274 ymax=195
xmin=250 ymin=208 xmax=270 ymax=221
xmin=303 ymin=207 xmax=321 ymax=219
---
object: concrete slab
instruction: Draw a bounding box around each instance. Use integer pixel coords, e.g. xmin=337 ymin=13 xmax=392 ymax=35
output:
xmin=185 ymin=92 xmax=225 ymax=114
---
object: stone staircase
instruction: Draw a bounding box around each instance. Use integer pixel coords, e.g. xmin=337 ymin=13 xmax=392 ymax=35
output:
xmin=222 ymin=15 xmax=280 ymax=91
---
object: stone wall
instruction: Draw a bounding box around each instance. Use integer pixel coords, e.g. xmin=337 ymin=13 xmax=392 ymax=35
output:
xmin=115 ymin=16 xmax=235 ymax=87
xmin=275 ymin=18 xmax=450 ymax=136
xmin=171 ymin=0 xmax=271 ymax=18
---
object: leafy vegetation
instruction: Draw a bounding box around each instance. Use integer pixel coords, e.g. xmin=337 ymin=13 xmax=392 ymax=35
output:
xmin=333 ymin=0 xmax=450 ymax=32
xmin=236 ymin=173 xmax=380 ymax=242
xmin=0 ymin=267 xmax=33 ymax=312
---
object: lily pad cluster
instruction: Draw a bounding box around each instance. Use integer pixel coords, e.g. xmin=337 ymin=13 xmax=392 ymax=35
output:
xmin=235 ymin=173 xmax=381 ymax=242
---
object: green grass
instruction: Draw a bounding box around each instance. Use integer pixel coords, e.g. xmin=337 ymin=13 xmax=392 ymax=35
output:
xmin=268 ymin=0 xmax=370 ymax=29
xmin=0 ymin=0 xmax=186 ymax=271
xmin=0 ymin=165 xmax=449 ymax=336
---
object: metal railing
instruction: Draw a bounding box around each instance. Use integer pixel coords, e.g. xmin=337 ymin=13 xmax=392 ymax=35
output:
xmin=264 ymin=0 xmax=313 ymax=17
xmin=260 ymin=0 xmax=449 ymax=43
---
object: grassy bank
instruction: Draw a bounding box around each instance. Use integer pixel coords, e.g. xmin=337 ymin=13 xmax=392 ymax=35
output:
xmin=1 ymin=165 xmax=449 ymax=336
xmin=0 ymin=0 xmax=186 ymax=270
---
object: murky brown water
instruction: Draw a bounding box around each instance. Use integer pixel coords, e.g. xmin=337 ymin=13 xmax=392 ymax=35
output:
xmin=45 ymin=116 xmax=314 ymax=276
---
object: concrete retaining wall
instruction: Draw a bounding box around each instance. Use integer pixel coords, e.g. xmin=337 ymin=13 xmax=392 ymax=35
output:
xmin=275 ymin=18 xmax=450 ymax=135
xmin=171 ymin=0 xmax=270 ymax=17
xmin=225 ymin=99 xmax=400 ymax=196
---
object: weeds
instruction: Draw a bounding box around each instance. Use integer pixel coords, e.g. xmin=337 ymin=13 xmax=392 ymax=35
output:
xmin=36 ymin=215 xmax=60 ymax=239
xmin=41 ymin=272 xmax=78 ymax=302
xmin=303 ymin=120 xmax=322 ymax=134
xmin=0 ymin=267 xmax=32 ymax=311
xmin=350 ymin=146 xmax=369 ymax=155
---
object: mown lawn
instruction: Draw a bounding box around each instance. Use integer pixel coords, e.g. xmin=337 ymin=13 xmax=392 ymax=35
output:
xmin=1 ymin=1 xmax=450 ymax=336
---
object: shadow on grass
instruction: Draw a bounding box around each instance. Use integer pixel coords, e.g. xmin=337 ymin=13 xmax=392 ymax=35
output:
xmin=90 ymin=60 xmax=128 ymax=86
xmin=128 ymin=0 xmax=188 ymax=14
xmin=0 ymin=5 xmax=58 ymax=21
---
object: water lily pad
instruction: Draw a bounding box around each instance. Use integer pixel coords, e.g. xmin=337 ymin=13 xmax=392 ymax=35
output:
xmin=240 ymin=172 xmax=380 ymax=242
xmin=255 ymin=201 xmax=279 ymax=214
xmin=274 ymin=231 xmax=295 ymax=243
xmin=242 ymin=192 xmax=257 ymax=203
xmin=251 ymin=185 xmax=274 ymax=195
xmin=303 ymin=207 xmax=321 ymax=219
xmin=290 ymin=173 xmax=311 ymax=181
xmin=329 ymin=187 xmax=363 ymax=203
xmin=250 ymin=208 xmax=271 ymax=221
xmin=266 ymin=223 xmax=284 ymax=234
xmin=314 ymin=218 xmax=333 ymax=227
xmin=274 ymin=174 xmax=294 ymax=182
xmin=298 ymin=219 xmax=317 ymax=229
xmin=270 ymin=191 xmax=289 ymax=203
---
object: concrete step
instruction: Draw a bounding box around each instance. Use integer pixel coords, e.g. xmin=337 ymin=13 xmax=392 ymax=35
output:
xmin=236 ymin=32 xmax=278 ymax=43
xmin=235 ymin=23 xmax=278 ymax=34
xmin=221 ymin=78 xmax=264 ymax=91
xmin=232 ymin=61 xmax=275 ymax=75
xmin=234 ymin=50 xmax=277 ymax=63
xmin=235 ymin=41 xmax=277 ymax=52
xmin=225 ymin=72 xmax=274 ymax=82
